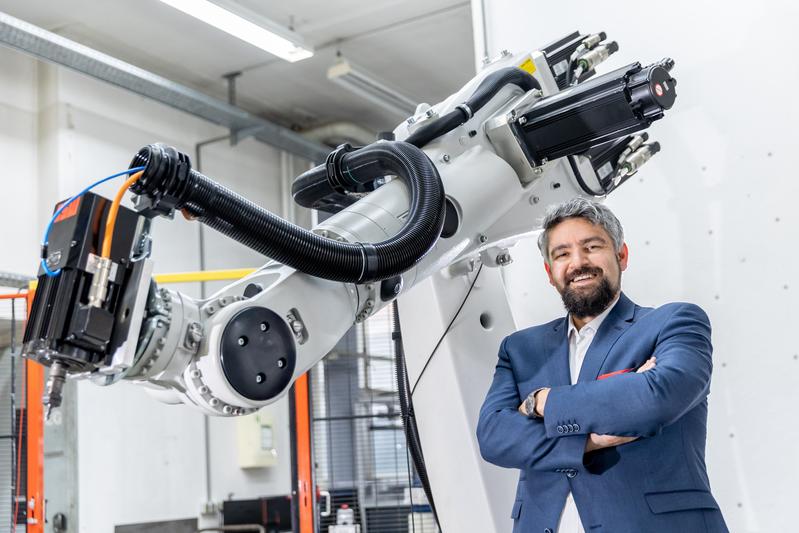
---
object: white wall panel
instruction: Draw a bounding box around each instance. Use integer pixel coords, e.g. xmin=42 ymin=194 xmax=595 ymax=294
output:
xmin=479 ymin=1 xmax=798 ymax=531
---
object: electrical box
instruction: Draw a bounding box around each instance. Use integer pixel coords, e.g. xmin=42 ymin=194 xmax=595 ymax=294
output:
xmin=236 ymin=410 xmax=277 ymax=468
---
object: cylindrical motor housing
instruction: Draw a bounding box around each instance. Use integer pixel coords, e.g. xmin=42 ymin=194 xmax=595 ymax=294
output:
xmin=512 ymin=59 xmax=676 ymax=165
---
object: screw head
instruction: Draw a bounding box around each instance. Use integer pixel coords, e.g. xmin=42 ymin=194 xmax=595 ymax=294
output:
xmin=237 ymin=336 xmax=247 ymax=346
xmin=479 ymin=234 xmax=488 ymax=243
xmin=260 ymin=322 xmax=269 ymax=332
xmin=518 ymin=116 xmax=527 ymax=125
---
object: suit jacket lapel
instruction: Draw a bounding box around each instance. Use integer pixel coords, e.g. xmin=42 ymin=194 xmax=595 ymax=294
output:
xmin=576 ymin=292 xmax=637 ymax=383
xmin=549 ymin=316 xmax=572 ymax=386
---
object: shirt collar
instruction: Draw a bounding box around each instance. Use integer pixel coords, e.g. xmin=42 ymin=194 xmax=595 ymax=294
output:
xmin=567 ymin=293 xmax=621 ymax=339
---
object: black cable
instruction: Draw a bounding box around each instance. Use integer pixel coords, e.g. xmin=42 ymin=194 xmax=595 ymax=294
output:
xmin=393 ymin=300 xmax=440 ymax=528
xmin=410 ymin=264 xmax=484 ymax=396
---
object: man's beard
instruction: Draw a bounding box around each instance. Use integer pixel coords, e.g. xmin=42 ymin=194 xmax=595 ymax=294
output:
xmin=558 ymin=266 xmax=619 ymax=318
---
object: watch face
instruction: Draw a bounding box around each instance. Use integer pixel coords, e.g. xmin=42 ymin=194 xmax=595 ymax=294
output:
xmin=525 ymin=396 xmax=536 ymax=416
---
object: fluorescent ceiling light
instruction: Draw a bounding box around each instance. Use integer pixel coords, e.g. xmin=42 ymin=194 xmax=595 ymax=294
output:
xmin=328 ymin=59 xmax=417 ymax=118
xmin=158 ymin=0 xmax=313 ymax=62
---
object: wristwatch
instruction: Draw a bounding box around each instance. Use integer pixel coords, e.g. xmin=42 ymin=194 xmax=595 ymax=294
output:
xmin=523 ymin=388 xmax=544 ymax=419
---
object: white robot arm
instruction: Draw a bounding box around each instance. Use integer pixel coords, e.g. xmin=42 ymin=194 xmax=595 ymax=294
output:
xmin=24 ymin=32 xmax=675 ymax=425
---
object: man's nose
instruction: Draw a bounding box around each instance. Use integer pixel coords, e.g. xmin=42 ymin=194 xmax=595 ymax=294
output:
xmin=570 ymin=249 xmax=591 ymax=268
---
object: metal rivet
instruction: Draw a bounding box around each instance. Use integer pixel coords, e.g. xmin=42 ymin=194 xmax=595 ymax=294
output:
xmin=277 ymin=358 xmax=287 ymax=368
xmin=260 ymin=322 xmax=269 ymax=332
xmin=479 ymin=234 xmax=488 ymax=243
xmin=238 ymin=336 xmax=248 ymax=346
xmin=256 ymin=373 xmax=266 ymax=383
xmin=529 ymin=196 xmax=540 ymax=205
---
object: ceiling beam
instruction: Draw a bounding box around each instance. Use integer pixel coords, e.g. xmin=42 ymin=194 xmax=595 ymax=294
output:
xmin=0 ymin=11 xmax=330 ymax=162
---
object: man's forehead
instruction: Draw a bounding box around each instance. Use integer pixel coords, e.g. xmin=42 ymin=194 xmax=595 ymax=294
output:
xmin=548 ymin=219 xmax=610 ymax=248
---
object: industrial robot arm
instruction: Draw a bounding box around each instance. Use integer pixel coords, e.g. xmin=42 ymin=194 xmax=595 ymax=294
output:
xmin=23 ymin=31 xmax=677 ymax=420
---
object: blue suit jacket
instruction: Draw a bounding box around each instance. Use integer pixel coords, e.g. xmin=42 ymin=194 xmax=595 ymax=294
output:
xmin=477 ymin=293 xmax=728 ymax=533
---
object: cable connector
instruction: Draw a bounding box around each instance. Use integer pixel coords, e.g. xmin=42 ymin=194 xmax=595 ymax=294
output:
xmin=577 ymin=41 xmax=619 ymax=72
xmin=615 ymin=142 xmax=661 ymax=184
xmin=87 ymin=254 xmax=114 ymax=308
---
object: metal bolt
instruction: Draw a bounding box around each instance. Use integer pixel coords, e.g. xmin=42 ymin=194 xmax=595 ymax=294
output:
xmin=406 ymin=117 xmax=416 ymax=125
xmin=260 ymin=322 xmax=268 ymax=332
xmin=426 ymin=109 xmax=435 ymax=118
xmin=222 ymin=405 xmax=233 ymax=415
xmin=190 ymin=369 xmax=202 ymax=379
xmin=479 ymin=234 xmax=488 ymax=243
xmin=497 ymin=253 xmax=512 ymax=266
xmin=518 ymin=116 xmax=527 ymax=125
xmin=277 ymin=358 xmax=286 ymax=368
xmin=533 ymin=167 xmax=543 ymax=175
xmin=199 ymin=386 xmax=209 ymax=394
xmin=442 ymin=154 xmax=451 ymax=163
xmin=209 ymin=398 xmax=220 ymax=407
xmin=238 ymin=336 xmax=247 ymax=346
xmin=256 ymin=373 xmax=265 ymax=383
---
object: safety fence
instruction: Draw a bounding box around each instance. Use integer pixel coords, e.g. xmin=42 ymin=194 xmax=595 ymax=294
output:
xmin=311 ymin=304 xmax=438 ymax=533
xmin=0 ymin=292 xmax=29 ymax=533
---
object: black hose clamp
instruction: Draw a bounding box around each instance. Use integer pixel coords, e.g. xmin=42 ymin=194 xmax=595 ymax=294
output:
xmin=325 ymin=143 xmax=358 ymax=195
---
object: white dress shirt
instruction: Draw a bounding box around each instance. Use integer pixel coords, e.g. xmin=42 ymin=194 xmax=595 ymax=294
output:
xmin=557 ymin=295 xmax=620 ymax=533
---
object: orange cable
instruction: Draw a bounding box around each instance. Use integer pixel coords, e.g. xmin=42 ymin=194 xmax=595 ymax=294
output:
xmin=101 ymin=171 xmax=143 ymax=258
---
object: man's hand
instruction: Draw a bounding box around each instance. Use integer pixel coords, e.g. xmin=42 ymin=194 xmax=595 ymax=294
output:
xmin=584 ymin=356 xmax=657 ymax=452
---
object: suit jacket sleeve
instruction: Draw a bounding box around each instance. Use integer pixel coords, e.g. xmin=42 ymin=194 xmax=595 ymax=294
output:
xmin=477 ymin=336 xmax=586 ymax=471
xmin=543 ymin=303 xmax=712 ymax=439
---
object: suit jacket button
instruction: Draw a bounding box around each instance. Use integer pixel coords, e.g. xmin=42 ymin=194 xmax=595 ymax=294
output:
xmin=557 ymin=425 xmax=564 ymax=433
xmin=545 ymin=529 xmax=553 ymax=533
xmin=567 ymin=469 xmax=578 ymax=478
xmin=573 ymin=423 xmax=580 ymax=431
xmin=567 ymin=424 xmax=574 ymax=432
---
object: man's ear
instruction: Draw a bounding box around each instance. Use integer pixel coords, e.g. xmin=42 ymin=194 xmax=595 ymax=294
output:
xmin=618 ymin=243 xmax=629 ymax=272
xmin=544 ymin=261 xmax=555 ymax=286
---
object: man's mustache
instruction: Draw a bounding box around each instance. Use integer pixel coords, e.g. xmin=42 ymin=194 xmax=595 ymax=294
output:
xmin=566 ymin=266 xmax=604 ymax=284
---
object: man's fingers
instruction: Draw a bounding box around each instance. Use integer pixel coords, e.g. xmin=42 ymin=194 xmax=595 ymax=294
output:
xmin=636 ymin=356 xmax=657 ymax=373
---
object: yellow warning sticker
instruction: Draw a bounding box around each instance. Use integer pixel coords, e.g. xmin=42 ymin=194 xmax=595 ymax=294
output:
xmin=518 ymin=58 xmax=537 ymax=75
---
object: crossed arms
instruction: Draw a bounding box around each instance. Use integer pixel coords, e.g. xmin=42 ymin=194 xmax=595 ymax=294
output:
xmin=476 ymin=303 xmax=712 ymax=472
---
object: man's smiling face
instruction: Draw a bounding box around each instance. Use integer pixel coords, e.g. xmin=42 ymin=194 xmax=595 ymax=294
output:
xmin=544 ymin=217 xmax=628 ymax=319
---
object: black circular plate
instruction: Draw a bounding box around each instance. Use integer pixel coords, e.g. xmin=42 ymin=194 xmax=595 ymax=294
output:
xmin=220 ymin=307 xmax=297 ymax=402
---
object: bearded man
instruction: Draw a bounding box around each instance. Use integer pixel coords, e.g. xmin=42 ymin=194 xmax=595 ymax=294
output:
xmin=476 ymin=198 xmax=728 ymax=533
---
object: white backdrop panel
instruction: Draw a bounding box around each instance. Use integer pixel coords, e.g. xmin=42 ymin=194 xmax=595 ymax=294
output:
xmin=477 ymin=1 xmax=799 ymax=531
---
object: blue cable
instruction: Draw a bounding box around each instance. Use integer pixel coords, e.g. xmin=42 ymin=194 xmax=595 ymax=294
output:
xmin=40 ymin=166 xmax=147 ymax=277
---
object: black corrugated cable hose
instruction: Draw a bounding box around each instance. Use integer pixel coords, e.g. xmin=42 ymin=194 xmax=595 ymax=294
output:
xmin=293 ymin=66 xmax=541 ymax=210
xmin=392 ymin=301 xmax=440 ymax=528
xmin=404 ymin=66 xmax=541 ymax=148
xmin=130 ymin=142 xmax=445 ymax=284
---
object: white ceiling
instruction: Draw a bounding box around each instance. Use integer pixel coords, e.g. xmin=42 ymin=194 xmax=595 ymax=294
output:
xmin=0 ymin=0 xmax=475 ymax=133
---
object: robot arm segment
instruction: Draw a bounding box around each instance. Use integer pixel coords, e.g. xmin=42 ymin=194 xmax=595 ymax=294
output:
xmin=23 ymin=31 xmax=679 ymax=419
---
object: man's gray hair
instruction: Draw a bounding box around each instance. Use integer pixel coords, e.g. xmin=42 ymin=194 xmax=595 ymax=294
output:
xmin=537 ymin=198 xmax=624 ymax=262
